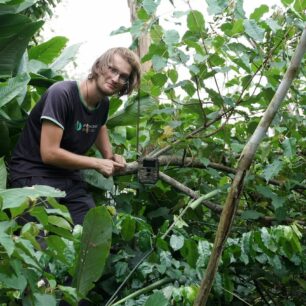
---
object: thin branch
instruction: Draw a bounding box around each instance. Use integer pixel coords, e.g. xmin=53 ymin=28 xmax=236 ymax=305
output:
xmin=110 ymin=278 xmax=172 ymax=306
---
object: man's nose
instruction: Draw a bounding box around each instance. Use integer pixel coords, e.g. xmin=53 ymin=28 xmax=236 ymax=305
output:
xmin=111 ymin=73 xmax=120 ymax=82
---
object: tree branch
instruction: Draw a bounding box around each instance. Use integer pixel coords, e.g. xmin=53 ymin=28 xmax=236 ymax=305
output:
xmin=117 ymin=156 xmax=306 ymax=191
xmin=158 ymin=171 xmax=304 ymax=226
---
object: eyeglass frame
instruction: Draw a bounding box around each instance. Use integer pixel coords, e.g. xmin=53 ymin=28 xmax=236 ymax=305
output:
xmin=107 ymin=64 xmax=130 ymax=85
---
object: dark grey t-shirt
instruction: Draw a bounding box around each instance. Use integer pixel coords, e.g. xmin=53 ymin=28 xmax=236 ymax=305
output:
xmin=9 ymin=80 xmax=109 ymax=181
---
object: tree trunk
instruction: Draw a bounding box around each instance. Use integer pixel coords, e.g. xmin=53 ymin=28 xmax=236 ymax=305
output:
xmin=127 ymin=0 xmax=152 ymax=73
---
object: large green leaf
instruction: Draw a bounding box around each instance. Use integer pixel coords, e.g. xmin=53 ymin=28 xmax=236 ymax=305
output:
xmin=28 ymin=36 xmax=68 ymax=64
xmin=0 ymin=0 xmax=39 ymax=14
xmin=107 ymin=95 xmax=155 ymax=128
xmin=82 ymin=169 xmax=114 ymax=191
xmin=0 ymin=14 xmax=43 ymax=77
xmin=0 ymin=185 xmax=65 ymax=210
xmin=0 ymin=73 xmax=30 ymax=108
xmin=50 ymin=42 xmax=81 ymax=71
xmin=73 ymin=206 xmax=112 ymax=297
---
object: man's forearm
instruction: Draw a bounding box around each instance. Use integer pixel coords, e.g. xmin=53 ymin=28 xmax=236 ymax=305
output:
xmin=41 ymin=147 xmax=102 ymax=170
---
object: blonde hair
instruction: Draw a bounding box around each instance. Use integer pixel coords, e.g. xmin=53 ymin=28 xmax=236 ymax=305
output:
xmin=89 ymin=47 xmax=141 ymax=96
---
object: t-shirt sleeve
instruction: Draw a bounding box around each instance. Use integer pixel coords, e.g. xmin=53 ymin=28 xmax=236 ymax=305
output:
xmin=40 ymin=84 xmax=71 ymax=130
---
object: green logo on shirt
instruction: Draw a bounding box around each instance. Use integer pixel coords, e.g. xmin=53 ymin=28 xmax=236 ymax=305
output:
xmin=75 ymin=120 xmax=82 ymax=131
xmin=75 ymin=120 xmax=98 ymax=133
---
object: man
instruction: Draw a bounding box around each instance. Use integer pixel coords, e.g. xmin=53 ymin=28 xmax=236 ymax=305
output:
xmin=9 ymin=47 xmax=141 ymax=225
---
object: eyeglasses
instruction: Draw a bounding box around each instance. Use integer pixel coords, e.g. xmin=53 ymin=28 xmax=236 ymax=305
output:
xmin=107 ymin=65 xmax=130 ymax=85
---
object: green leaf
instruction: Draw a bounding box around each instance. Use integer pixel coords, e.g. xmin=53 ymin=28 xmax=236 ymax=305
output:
xmin=187 ymin=10 xmax=205 ymax=33
xmin=150 ymin=24 xmax=163 ymax=43
xmin=107 ymin=95 xmax=155 ymax=128
xmin=144 ymin=291 xmax=168 ymax=306
xmin=82 ymin=169 xmax=114 ymax=191
xmin=206 ymin=0 xmax=227 ymax=15
xmin=182 ymin=80 xmax=196 ymax=96
xmin=0 ymin=185 xmax=65 ymax=210
xmin=121 ymin=215 xmax=136 ymax=241
xmin=282 ymin=137 xmax=296 ymax=158
xmin=0 ymin=157 xmax=7 ymax=189
xmin=243 ymin=19 xmax=265 ymax=42
xmin=108 ymin=96 xmax=123 ymax=117
xmin=138 ymin=230 xmax=152 ymax=251
xmin=180 ymin=239 xmax=198 ymax=268
xmin=0 ymin=0 xmax=39 ymax=14
xmin=0 ymin=14 xmax=43 ymax=77
xmin=262 ymin=158 xmax=283 ymax=182
xmin=47 ymin=215 xmax=72 ymax=230
xmin=46 ymin=235 xmax=71 ymax=264
xmin=152 ymin=54 xmax=168 ymax=71
xmin=294 ymin=0 xmax=306 ymax=12
xmin=170 ymin=234 xmax=184 ymax=251
xmin=164 ymin=29 xmax=180 ymax=46
xmin=151 ymin=72 xmax=168 ymax=86
xmin=50 ymin=43 xmax=81 ymax=71
xmin=271 ymin=196 xmax=286 ymax=210
xmin=234 ymin=0 xmax=245 ymax=18
xmin=223 ymin=273 xmax=234 ymax=302
xmin=28 ymin=36 xmax=68 ymax=64
xmin=0 ymin=270 xmax=27 ymax=292
xmin=265 ymin=18 xmax=282 ymax=33
xmin=58 ymin=285 xmax=79 ymax=305
xmin=143 ymin=0 xmax=159 ymax=15
xmin=281 ymin=0 xmax=294 ymax=6
xmin=30 ymin=206 xmax=48 ymax=225
xmin=241 ymin=210 xmax=264 ymax=220
xmin=34 ymin=293 xmax=56 ymax=306
xmin=0 ymin=73 xmax=30 ymax=108
xmin=73 ymin=206 xmax=112 ymax=297
xmin=250 ymin=5 xmax=269 ymax=21
xmin=137 ymin=7 xmax=150 ymax=21
xmin=261 ymin=227 xmax=278 ymax=252
xmin=0 ymin=233 xmax=14 ymax=256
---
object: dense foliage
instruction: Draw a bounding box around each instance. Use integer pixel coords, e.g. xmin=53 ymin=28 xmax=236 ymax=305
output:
xmin=0 ymin=0 xmax=305 ymax=305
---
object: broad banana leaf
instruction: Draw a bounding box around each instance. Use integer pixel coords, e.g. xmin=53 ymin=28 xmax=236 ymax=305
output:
xmin=50 ymin=43 xmax=81 ymax=71
xmin=0 ymin=73 xmax=30 ymax=108
xmin=28 ymin=36 xmax=68 ymax=64
xmin=73 ymin=206 xmax=112 ymax=298
xmin=0 ymin=14 xmax=43 ymax=77
xmin=0 ymin=0 xmax=39 ymax=15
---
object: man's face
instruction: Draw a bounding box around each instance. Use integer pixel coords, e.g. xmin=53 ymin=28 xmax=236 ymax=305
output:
xmin=96 ymin=54 xmax=132 ymax=96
